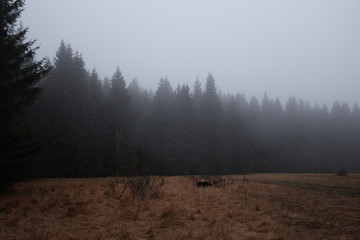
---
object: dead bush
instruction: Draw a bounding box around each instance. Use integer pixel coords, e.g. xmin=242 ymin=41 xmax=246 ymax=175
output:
xmin=104 ymin=178 xmax=128 ymax=200
xmin=126 ymin=175 xmax=164 ymax=200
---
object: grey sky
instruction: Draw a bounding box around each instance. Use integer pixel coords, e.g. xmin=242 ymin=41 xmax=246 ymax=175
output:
xmin=22 ymin=0 xmax=360 ymax=107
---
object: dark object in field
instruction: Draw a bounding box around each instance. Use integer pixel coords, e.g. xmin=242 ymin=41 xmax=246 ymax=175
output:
xmin=196 ymin=179 xmax=213 ymax=187
xmin=337 ymin=170 xmax=348 ymax=176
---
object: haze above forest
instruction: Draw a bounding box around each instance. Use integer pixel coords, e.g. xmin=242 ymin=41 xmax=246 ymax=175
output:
xmin=22 ymin=0 xmax=360 ymax=106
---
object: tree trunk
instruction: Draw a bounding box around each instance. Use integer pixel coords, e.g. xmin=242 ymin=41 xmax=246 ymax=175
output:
xmin=116 ymin=125 xmax=120 ymax=176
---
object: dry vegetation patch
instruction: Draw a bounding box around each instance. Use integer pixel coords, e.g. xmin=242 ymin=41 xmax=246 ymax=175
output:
xmin=0 ymin=174 xmax=359 ymax=240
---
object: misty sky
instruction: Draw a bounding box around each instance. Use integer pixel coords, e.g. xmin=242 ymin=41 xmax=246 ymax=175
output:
xmin=22 ymin=0 xmax=360 ymax=107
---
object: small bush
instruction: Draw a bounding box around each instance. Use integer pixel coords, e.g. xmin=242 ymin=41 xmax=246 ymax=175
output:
xmin=127 ymin=175 xmax=164 ymax=200
xmin=104 ymin=178 xmax=128 ymax=200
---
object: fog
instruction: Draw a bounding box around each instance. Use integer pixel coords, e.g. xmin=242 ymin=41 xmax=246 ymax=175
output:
xmin=3 ymin=0 xmax=360 ymax=195
xmin=22 ymin=0 xmax=360 ymax=106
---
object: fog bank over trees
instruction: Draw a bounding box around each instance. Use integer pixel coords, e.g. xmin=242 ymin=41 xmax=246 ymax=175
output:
xmin=23 ymin=42 xmax=360 ymax=177
xmin=22 ymin=0 xmax=360 ymax=107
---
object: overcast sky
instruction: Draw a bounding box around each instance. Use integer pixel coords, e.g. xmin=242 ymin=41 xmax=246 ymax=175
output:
xmin=21 ymin=0 xmax=360 ymax=107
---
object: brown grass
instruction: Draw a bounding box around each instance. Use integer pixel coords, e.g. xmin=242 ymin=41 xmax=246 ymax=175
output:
xmin=0 ymin=174 xmax=359 ymax=240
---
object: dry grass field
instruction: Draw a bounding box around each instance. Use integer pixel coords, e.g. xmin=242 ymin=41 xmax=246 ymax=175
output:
xmin=0 ymin=174 xmax=359 ymax=240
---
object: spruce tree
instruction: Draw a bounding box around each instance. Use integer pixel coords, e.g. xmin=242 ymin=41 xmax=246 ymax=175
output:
xmin=34 ymin=42 xmax=98 ymax=177
xmin=89 ymin=68 xmax=102 ymax=105
xmin=193 ymin=76 xmax=203 ymax=109
xmin=0 ymin=0 xmax=50 ymax=190
xmin=174 ymin=83 xmax=194 ymax=141
xmin=127 ymin=78 xmax=143 ymax=118
xmin=106 ymin=67 xmax=130 ymax=175
xmin=200 ymin=73 xmax=222 ymax=172
xmin=108 ymin=67 xmax=129 ymax=125
xmin=102 ymin=76 xmax=110 ymax=97
xmin=202 ymin=73 xmax=221 ymax=121
xmin=152 ymin=77 xmax=173 ymax=118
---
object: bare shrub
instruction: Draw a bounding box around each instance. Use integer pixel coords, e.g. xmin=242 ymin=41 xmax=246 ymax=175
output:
xmin=128 ymin=175 xmax=164 ymax=221
xmin=104 ymin=178 xmax=128 ymax=200
xmin=127 ymin=175 xmax=164 ymax=200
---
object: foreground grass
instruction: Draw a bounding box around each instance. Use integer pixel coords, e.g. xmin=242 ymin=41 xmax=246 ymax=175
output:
xmin=0 ymin=174 xmax=359 ymax=240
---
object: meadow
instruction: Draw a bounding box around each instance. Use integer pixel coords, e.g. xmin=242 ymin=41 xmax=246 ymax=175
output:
xmin=0 ymin=174 xmax=359 ymax=240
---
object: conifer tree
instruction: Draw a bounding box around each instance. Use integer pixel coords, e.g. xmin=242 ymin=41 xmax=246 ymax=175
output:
xmin=106 ymin=67 xmax=130 ymax=175
xmin=200 ymin=73 xmax=222 ymax=171
xmin=202 ymin=73 xmax=221 ymax=120
xmin=108 ymin=67 xmax=129 ymax=124
xmin=193 ymin=76 xmax=203 ymax=109
xmin=174 ymin=83 xmax=194 ymax=145
xmin=149 ymin=77 xmax=174 ymax=137
xmin=0 ymin=0 xmax=50 ymax=190
xmin=102 ymin=76 xmax=110 ymax=97
xmin=34 ymin=42 xmax=97 ymax=177
xmin=127 ymin=78 xmax=143 ymax=118
xmin=89 ymin=69 xmax=102 ymax=103
xmin=175 ymin=83 xmax=193 ymax=121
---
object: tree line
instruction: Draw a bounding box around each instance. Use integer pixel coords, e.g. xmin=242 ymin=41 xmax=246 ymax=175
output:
xmin=25 ymin=42 xmax=360 ymax=177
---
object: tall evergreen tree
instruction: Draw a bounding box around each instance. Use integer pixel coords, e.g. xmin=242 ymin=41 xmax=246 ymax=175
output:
xmin=222 ymin=94 xmax=249 ymax=172
xmin=89 ymin=68 xmax=102 ymax=105
xmin=33 ymin=42 xmax=97 ymax=177
xmin=0 ymin=0 xmax=50 ymax=190
xmin=152 ymin=77 xmax=173 ymax=119
xmin=127 ymin=78 xmax=146 ymax=121
xmin=248 ymin=96 xmax=261 ymax=120
xmin=141 ymin=77 xmax=176 ymax=173
xmin=202 ymin=73 xmax=221 ymax=121
xmin=193 ymin=76 xmax=203 ymax=109
xmin=102 ymin=76 xmax=110 ymax=97
xmin=107 ymin=67 xmax=130 ymax=125
xmin=106 ymin=67 xmax=131 ymax=175
xmin=175 ymin=83 xmax=193 ymax=123
xmin=174 ymin=83 xmax=194 ymax=142
xmin=200 ymin=73 xmax=222 ymax=172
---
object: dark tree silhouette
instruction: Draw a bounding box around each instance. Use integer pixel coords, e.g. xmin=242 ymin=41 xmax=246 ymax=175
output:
xmin=89 ymin=68 xmax=103 ymax=105
xmin=0 ymin=0 xmax=50 ymax=190
xmin=106 ymin=67 xmax=131 ymax=175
